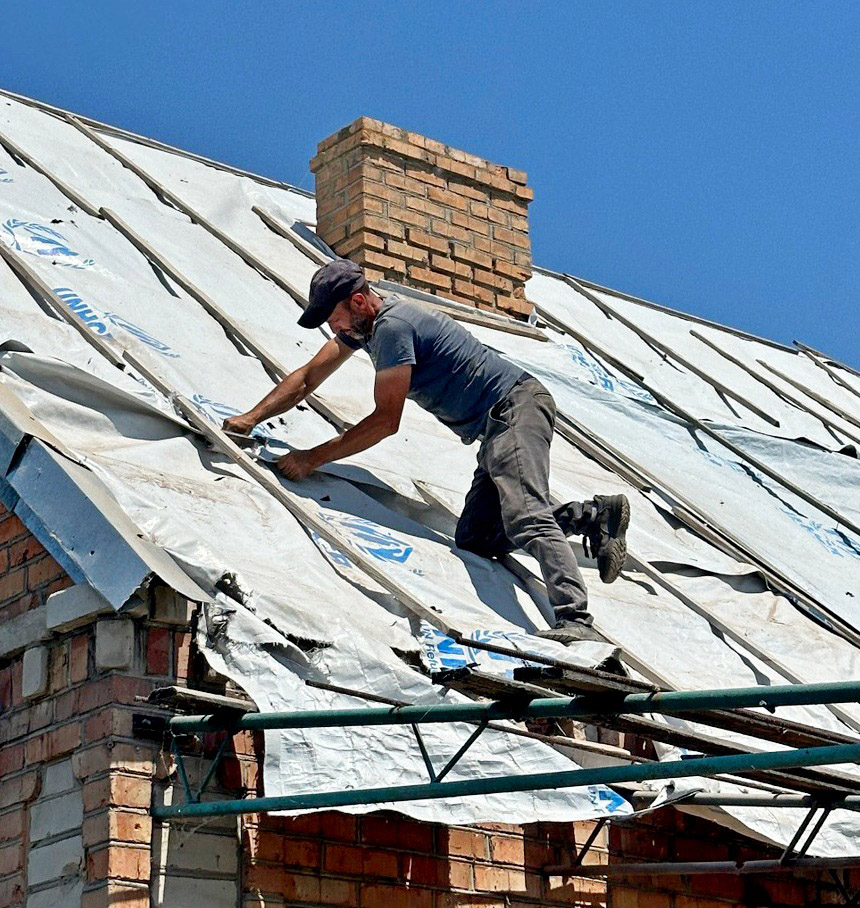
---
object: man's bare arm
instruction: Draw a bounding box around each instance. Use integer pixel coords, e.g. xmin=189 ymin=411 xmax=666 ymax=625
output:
xmin=223 ymin=337 xmax=354 ymax=434
xmin=278 ymin=365 xmax=411 ymax=480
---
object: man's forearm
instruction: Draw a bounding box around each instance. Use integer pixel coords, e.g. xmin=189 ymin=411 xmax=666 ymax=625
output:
xmin=246 ymin=371 xmax=310 ymax=423
xmin=307 ymin=411 xmax=397 ymax=468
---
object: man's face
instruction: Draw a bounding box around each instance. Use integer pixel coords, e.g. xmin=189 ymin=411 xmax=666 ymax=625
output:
xmin=327 ymin=293 xmax=372 ymax=340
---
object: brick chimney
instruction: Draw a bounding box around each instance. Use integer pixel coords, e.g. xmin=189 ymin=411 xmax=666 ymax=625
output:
xmin=310 ymin=118 xmax=534 ymax=320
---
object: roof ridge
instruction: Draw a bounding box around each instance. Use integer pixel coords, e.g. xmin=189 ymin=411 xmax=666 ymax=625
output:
xmin=0 ymin=86 xmax=315 ymax=199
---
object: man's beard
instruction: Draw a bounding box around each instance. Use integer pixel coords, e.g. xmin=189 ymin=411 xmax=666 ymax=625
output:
xmin=344 ymin=311 xmax=373 ymax=341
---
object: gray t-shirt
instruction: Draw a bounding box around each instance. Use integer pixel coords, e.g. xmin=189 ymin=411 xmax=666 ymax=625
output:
xmin=338 ymin=296 xmax=528 ymax=443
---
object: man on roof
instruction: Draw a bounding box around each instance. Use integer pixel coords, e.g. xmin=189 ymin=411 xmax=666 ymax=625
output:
xmin=223 ymin=259 xmax=629 ymax=643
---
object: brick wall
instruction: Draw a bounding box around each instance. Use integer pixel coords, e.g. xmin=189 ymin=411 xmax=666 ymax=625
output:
xmin=310 ymin=117 xmax=534 ymax=320
xmin=0 ymin=502 xmax=192 ymax=907
xmin=3 ymin=501 xmax=855 ymax=907
xmin=608 ymin=808 xmax=851 ymax=907
xmin=241 ymin=811 xmax=608 ymax=906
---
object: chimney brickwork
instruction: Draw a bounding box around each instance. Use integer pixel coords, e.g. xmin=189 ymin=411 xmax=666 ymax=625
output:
xmin=310 ymin=118 xmax=534 ymax=320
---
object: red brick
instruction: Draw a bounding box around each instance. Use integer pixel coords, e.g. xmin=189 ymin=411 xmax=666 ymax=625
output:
xmin=245 ymin=827 xmax=285 ymax=863
xmin=453 ymin=280 xmax=494 ymax=306
xmin=70 ymin=633 xmax=89 ymax=683
xmin=174 ymin=632 xmax=193 ymax=679
xmin=407 ymin=266 xmax=452 ymax=291
xmin=0 ymin=570 xmax=25 ymax=603
xmin=427 ymin=185 xmax=468 ymax=211
xmin=0 ymin=515 xmax=25 ymax=544
xmin=81 ymin=882 xmax=149 ymax=908
xmin=319 ymin=812 xmax=357 ymax=843
xmin=492 ymin=225 xmax=530 ymax=250
xmin=403 ymin=163 xmax=446 ymax=188
xmin=430 ymin=254 xmax=471 ymax=278
xmin=0 ymin=807 xmax=24 ymax=843
xmin=324 ymin=843 xmax=363 ymax=875
xmin=87 ymin=843 xmax=150 ymax=883
xmin=0 ymin=841 xmax=22 ymax=877
xmin=446 ymin=179 xmax=487 ymax=202
xmin=0 ymin=743 xmax=24 ymax=777
xmin=387 ymin=206 xmax=428 ymax=229
xmin=337 ymin=231 xmax=385 ymax=258
xmin=490 ymin=833 xmax=525 ymax=865
xmin=493 ymin=259 xmax=531 ymax=282
xmin=110 ymin=811 xmax=152 ymax=845
xmin=383 ymin=171 xmax=429 ymax=196
xmin=429 ymin=218 xmax=471 ymax=244
xmin=451 ymin=210 xmax=492 ymax=236
xmin=146 ymin=627 xmax=170 ymax=675
xmin=399 ymin=853 xmax=446 ymax=887
xmin=25 ymin=734 xmax=46 ymax=764
xmin=47 ymin=720 xmax=81 ymax=759
xmin=6 ymin=536 xmax=45 ymax=567
xmin=448 ymin=858 xmax=473 ymax=890
xmin=361 ymin=815 xmax=434 ymax=852
xmin=447 ymin=828 xmax=489 ymax=860
xmin=0 ymin=873 xmax=24 ymax=908
xmin=26 ymin=556 xmax=65 ymax=589
xmin=345 ymin=195 xmax=385 ymax=219
xmin=359 ymin=250 xmax=405 ymax=272
xmin=319 ymin=876 xmax=356 ymax=905
xmin=385 ymin=239 xmax=428 ymax=264
xmin=348 ymin=212 xmax=404 ymax=239
xmin=83 ymin=774 xmax=151 ymax=812
xmin=360 ymin=883 xmax=432 ymax=908
xmin=283 ymin=837 xmax=320 ymax=868
xmin=406 ymin=196 xmax=446 ymax=219
xmin=280 ymin=871 xmax=323 ymax=901
xmin=450 ymin=244 xmax=493 ymax=270
xmin=49 ymin=639 xmax=70 ymax=692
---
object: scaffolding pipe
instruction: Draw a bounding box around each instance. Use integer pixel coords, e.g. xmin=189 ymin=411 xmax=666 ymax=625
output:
xmin=545 ymin=855 xmax=860 ymax=877
xmin=167 ymin=680 xmax=860 ymax=734
xmin=153 ymin=741 xmax=860 ymax=819
xmin=628 ymin=792 xmax=860 ymax=811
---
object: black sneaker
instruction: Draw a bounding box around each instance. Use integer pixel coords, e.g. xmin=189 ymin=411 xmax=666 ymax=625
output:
xmin=584 ymin=494 xmax=630 ymax=584
xmin=537 ymin=618 xmax=604 ymax=644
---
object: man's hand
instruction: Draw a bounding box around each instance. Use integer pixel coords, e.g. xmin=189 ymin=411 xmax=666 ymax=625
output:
xmin=223 ymin=413 xmax=258 ymax=435
xmin=277 ymin=449 xmax=319 ymax=481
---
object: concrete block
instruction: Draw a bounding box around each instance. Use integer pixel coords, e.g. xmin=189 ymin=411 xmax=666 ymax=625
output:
xmin=151 ymin=874 xmax=238 ymax=908
xmin=46 ymin=584 xmax=112 ymax=633
xmin=95 ymin=618 xmax=134 ymax=670
xmin=27 ymin=834 xmax=83 ymax=886
xmin=152 ymin=829 xmax=238 ymax=876
xmin=30 ymin=790 xmax=83 ymax=842
xmin=43 ymin=760 xmax=76 ymax=797
xmin=152 ymin=586 xmax=194 ymax=626
xmin=21 ymin=645 xmax=49 ymax=699
xmin=26 ymin=878 xmax=82 ymax=908
xmin=0 ymin=606 xmax=47 ymax=658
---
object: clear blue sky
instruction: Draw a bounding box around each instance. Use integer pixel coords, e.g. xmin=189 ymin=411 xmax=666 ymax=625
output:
xmin=2 ymin=1 xmax=859 ymax=367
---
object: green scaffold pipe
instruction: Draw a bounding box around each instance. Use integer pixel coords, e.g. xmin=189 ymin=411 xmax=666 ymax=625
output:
xmin=153 ymin=741 xmax=860 ymax=820
xmin=168 ymin=680 xmax=860 ymax=734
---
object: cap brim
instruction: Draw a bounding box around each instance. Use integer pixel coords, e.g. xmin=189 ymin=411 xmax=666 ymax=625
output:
xmin=297 ymin=306 xmax=326 ymax=329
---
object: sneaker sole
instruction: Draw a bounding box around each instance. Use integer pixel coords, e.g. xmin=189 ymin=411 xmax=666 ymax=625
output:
xmin=597 ymin=494 xmax=630 ymax=584
xmin=536 ymin=626 xmax=604 ymax=645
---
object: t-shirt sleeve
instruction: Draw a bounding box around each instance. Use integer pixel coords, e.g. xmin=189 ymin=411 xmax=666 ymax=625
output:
xmin=335 ymin=332 xmax=361 ymax=350
xmin=373 ymin=317 xmax=417 ymax=371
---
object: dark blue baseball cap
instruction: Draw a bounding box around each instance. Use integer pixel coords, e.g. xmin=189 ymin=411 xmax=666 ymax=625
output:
xmin=299 ymin=259 xmax=366 ymax=329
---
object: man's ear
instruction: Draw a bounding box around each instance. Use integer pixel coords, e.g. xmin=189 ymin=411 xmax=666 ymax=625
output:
xmin=350 ymin=291 xmax=370 ymax=312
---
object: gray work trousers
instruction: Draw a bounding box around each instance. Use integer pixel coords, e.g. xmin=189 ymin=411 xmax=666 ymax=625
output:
xmin=454 ymin=377 xmax=593 ymax=623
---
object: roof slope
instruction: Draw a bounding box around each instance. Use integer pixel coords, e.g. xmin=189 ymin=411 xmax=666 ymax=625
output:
xmin=2 ymin=89 xmax=860 ymax=850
